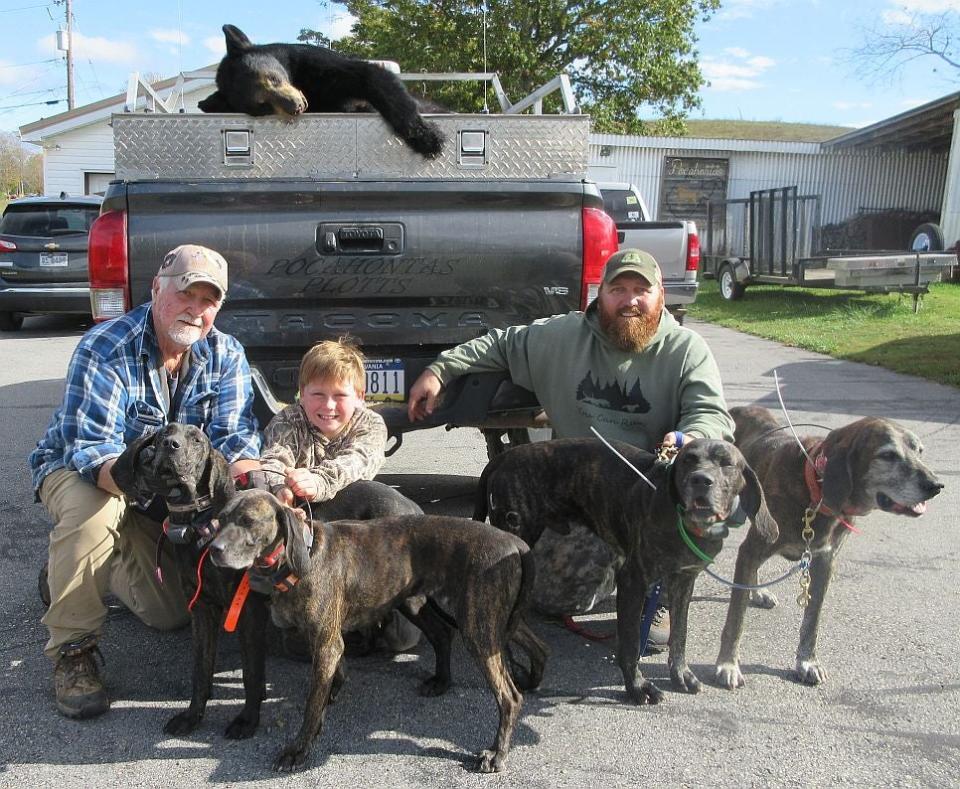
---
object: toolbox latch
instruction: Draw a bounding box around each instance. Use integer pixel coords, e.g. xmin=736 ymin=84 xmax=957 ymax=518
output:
xmin=458 ymin=130 xmax=487 ymax=168
xmin=223 ymin=129 xmax=253 ymax=167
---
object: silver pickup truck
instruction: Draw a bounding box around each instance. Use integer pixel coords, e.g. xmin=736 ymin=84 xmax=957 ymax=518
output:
xmin=86 ymin=111 xmax=618 ymax=452
xmin=598 ymin=181 xmax=700 ymax=320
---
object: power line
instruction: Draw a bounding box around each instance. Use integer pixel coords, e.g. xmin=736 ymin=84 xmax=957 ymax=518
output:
xmin=0 ymin=98 xmax=64 ymax=111
xmin=0 ymin=58 xmax=61 ymax=69
xmin=0 ymin=3 xmax=55 ymax=13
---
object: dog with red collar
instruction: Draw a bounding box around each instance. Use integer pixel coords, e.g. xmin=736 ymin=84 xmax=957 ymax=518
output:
xmin=715 ymin=405 xmax=944 ymax=689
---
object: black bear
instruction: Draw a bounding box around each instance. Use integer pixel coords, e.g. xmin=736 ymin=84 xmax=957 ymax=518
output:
xmin=199 ymin=25 xmax=444 ymax=159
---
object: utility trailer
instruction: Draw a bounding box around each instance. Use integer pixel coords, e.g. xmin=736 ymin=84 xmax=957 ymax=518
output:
xmin=701 ymin=186 xmax=956 ymax=312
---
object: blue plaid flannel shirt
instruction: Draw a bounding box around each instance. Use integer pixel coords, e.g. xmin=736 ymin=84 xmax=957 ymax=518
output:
xmin=29 ymin=302 xmax=261 ymax=493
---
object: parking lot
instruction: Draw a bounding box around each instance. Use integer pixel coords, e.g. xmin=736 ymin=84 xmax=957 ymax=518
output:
xmin=1 ymin=315 xmax=958 ymax=787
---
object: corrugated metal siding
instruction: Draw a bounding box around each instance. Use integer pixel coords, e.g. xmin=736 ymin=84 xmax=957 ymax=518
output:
xmin=590 ymin=134 xmax=947 ymax=223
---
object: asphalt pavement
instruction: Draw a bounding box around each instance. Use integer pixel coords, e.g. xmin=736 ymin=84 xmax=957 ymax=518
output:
xmin=0 ymin=314 xmax=957 ymax=787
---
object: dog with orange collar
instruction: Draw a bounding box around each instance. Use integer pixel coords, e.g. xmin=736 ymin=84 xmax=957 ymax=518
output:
xmin=715 ymin=405 xmax=944 ymax=689
xmin=207 ymin=489 xmax=548 ymax=774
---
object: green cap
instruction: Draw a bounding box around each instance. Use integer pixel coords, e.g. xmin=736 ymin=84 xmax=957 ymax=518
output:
xmin=601 ymin=248 xmax=662 ymax=288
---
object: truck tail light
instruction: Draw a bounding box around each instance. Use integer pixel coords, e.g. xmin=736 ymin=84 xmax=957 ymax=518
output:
xmin=686 ymin=227 xmax=701 ymax=273
xmin=581 ymin=206 xmax=619 ymax=309
xmin=88 ymin=210 xmax=130 ymax=321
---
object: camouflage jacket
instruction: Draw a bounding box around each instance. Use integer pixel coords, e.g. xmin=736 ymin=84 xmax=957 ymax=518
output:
xmin=260 ymin=403 xmax=387 ymax=502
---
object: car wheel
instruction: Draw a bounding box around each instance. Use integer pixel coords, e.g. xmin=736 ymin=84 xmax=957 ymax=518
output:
xmin=909 ymin=222 xmax=944 ymax=252
xmin=719 ymin=265 xmax=746 ymax=301
xmin=0 ymin=311 xmax=24 ymax=331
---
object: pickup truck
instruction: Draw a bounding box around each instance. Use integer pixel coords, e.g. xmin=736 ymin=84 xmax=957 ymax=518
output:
xmin=597 ymin=181 xmax=700 ymax=321
xmin=86 ymin=111 xmax=618 ymax=452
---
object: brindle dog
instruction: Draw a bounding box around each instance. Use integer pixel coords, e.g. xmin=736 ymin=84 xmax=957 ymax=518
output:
xmin=715 ymin=406 xmax=944 ymax=689
xmin=474 ymin=437 xmax=778 ymax=704
xmin=208 ymin=489 xmax=548 ymax=773
xmin=111 ymin=422 xmax=268 ymax=739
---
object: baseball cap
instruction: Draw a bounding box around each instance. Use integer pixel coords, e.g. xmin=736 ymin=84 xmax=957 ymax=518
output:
xmin=601 ymin=248 xmax=662 ymax=288
xmin=156 ymin=244 xmax=228 ymax=299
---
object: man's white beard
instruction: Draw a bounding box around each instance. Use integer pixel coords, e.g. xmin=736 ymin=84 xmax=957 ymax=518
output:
xmin=167 ymin=317 xmax=202 ymax=347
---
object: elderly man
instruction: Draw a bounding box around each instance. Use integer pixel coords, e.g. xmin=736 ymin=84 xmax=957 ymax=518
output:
xmin=29 ymin=244 xmax=261 ymax=720
xmin=408 ymin=248 xmax=734 ymax=641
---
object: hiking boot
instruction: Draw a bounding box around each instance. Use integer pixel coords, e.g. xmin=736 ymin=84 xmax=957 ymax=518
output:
xmin=39 ymin=562 xmax=51 ymax=608
xmin=54 ymin=635 xmax=109 ymax=719
xmin=645 ymin=605 xmax=670 ymax=653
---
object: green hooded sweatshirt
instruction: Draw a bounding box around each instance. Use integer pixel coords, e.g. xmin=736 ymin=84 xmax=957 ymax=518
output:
xmin=428 ymin=303 xmax=734 ymax=451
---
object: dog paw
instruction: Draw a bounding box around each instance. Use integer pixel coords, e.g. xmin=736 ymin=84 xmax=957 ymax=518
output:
xmin=273 ymin=745 xmax=308 ymax=772
xmin=475 ymin=748 xmax=504 ymax=773
xmin=670 ymin=665 xmax=702 ymax=694
xmin=796 ymin=659 xmax=828 ymax=685
xmin=419 ymin=676 xmax=451 ymax=697
xmin=715 ymin=662 xmax=745 ymax=690
xmin=163 ymin=710 xmax=202 ymax=736
xmin=750 ymin=589 xmax=779 ymax=609
xmin=627 ymin=680 xmax=664 ymax=705
xmin=224 ymin=713 xmax=258 ymax=740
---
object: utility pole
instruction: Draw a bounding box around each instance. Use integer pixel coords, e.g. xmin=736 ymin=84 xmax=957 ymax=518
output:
xmin=65 ymin=0 xmax=74 ymax=109
xmin=55 ymin=0 xmax=75 ymax=109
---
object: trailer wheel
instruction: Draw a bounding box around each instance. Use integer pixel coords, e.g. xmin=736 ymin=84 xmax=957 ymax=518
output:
xmin=719 ymin=265 xmax=746 ymax=301
xmin=909 ymin=222 xmax=944 ymax=252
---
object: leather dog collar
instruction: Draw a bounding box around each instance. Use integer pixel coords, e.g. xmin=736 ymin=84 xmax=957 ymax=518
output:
xmin=803 ymin=443 xmax=861 ymax=534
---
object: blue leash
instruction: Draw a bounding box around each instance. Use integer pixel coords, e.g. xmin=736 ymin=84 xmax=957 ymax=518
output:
xmin=638 ymin=581 xmax=663 ymax=655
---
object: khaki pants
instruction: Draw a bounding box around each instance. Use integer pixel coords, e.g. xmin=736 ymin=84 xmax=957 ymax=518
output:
xmin=39 ymin=468 xmax=190 ymax=660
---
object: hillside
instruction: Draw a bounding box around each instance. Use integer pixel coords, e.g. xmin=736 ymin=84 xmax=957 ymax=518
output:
xmin=681 ymin=119 xmax=854 ymax=142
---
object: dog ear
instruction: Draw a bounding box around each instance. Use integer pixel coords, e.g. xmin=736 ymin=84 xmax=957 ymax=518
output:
xmin=820 ymin=429 xmax=859 ymax=512
xmin=206 ymin=447 xmax=236 ymax=507
xmin=281 ymin=503 xmax=312 ymax=578
xmin=223 ymin=24 xmax=253 ymax=56
xmin=197 ymin=91 xmax=232 ymax=113
xmin=111 ymin=431 xmax=159 ymax=499
xmin=740 ymin=463 xmax=779 ymax=543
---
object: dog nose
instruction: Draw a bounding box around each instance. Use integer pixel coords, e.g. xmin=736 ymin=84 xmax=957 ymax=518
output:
xmin=161 ymin=435 xmax=182 ymax=450
xmin=689 ymin=471 xmax=714 ymax=488
xmin=924 ymin=478 xmax=944 ymax=496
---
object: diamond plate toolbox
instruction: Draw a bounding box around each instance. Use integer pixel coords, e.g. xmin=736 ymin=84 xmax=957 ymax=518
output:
xmin=112 ymin=113 xmax=590 ymax=180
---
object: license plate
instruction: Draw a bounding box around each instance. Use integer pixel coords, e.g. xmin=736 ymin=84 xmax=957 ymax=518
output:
xmin=364 ymin=358 xmax=405 ymax=402
xmin=40 ymin=252 xmax=68 ymax=267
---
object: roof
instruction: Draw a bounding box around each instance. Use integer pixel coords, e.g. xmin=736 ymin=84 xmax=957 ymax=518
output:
xmin=822 ymin=91 xmax=960 ymax=152
xmin=19 ymin=67 xmax=216 ymax=141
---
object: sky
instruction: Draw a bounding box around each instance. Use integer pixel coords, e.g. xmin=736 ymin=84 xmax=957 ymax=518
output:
xmin=2 ymin=0 xmax=960 ymax=139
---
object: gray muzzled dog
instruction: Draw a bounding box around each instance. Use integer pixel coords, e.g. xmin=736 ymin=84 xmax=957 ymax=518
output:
xmin=208 ymin=489 xmax=548 ymax=773
xmin=715 ymin=406 xmax=944 ymax=689
xmin=474 ymin=437 xmax=777 ymax=704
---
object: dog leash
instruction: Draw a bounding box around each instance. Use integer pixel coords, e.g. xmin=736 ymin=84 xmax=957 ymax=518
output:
xmin=773 ymin=371 xmax=861 ymax=606
xmin=675 ymin=508 xmax=808 ymax=592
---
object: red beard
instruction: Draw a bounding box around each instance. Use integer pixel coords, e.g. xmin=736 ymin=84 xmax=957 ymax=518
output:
xmin=598 ymin=291 xmax=665 ymax=351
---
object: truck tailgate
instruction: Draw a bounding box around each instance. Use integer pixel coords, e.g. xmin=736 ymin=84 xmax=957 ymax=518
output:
xmin=124 ymin=179 xmax=589 ymax=402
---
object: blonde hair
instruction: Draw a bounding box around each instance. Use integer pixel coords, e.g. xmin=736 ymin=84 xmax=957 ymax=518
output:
xmin=299 ymin=337 xmax=366 ymax=394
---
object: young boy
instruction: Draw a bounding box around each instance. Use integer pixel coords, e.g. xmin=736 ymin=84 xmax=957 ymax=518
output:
xmin=260 ymin=339 xmax=387 ymax=505
xmin=260 ymin=339 xmax=421 ymax=652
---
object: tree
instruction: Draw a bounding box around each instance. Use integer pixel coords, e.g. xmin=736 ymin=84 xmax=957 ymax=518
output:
xmin=847 ymin=10 xmax=960 ymax=85
xmin=299 ymin=0 xmax=720 ymax=134
xmin=0 ymin=133 xmax=43 ymax=197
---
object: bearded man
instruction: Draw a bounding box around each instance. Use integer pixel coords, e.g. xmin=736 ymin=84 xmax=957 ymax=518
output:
xmin=29 ymin=244 xmax=261 ymax=720
xmin=407 ymin=248 xmax=734 ymax=631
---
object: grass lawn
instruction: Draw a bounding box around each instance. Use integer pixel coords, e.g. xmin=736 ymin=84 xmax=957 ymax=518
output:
xmin=688 ymin=279 xmax=960 ymax=388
